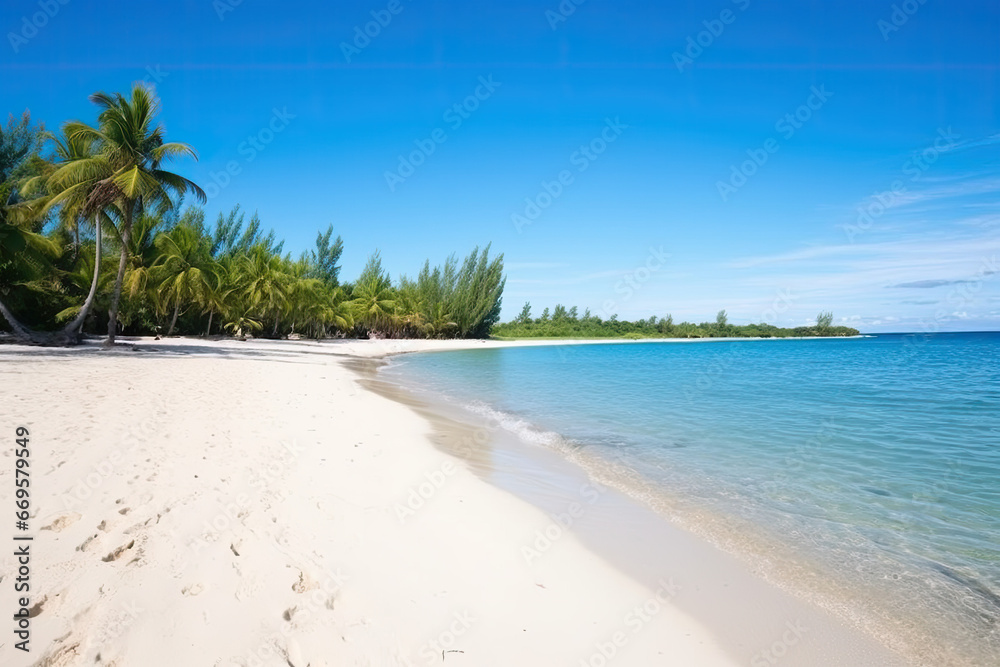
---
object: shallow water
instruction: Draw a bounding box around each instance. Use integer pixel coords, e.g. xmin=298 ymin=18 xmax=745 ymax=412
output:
xmin=382 ymin=333 xmax=1000 ymax=666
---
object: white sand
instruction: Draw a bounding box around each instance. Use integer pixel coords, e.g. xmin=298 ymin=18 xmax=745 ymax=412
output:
xmin=0 ymin=337 xmax=909 ymax=666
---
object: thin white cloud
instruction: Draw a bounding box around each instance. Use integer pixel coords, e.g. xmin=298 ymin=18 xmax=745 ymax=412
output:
xmin=504 ymin=261 xmax=571 ymax=270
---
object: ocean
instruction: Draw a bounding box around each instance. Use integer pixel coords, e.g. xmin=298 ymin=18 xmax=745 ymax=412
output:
xmin=380 ymin=333 xmax=1000 ymax=666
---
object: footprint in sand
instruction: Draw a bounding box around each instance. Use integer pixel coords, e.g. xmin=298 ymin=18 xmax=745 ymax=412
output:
xmin=34 ymin=641 xmax=81 ymax=667
xmin=102 ymin=540 xmax=135 ymax=562
xmin=42 ymin=513 xmax=82 ymax=532
xmin=181 ymin=583 xmax=204 ymax=596
xmin=77 ymin=534 xmax=99 ymax=552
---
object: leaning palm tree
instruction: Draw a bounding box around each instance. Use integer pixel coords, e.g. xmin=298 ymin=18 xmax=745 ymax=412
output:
xmin=0 ymin=125 xmax=105 ymax=344
xmin=0 ymin=207 xmax=62 ymax=343
xmin=48 ymin=83 xmax=205 ymax=345
xmin=22 ymin=129 xmax=112 ymax=339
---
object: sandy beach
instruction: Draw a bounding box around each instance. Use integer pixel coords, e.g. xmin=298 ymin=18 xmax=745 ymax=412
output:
xmin=0 ymin=337 xmax=910 ymax=666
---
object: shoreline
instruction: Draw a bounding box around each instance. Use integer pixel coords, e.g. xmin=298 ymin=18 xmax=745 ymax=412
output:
xmin=367 ymin=351 xmax=922 ymax=667
xmin=0 ymin=336 xmax=910 ymax=666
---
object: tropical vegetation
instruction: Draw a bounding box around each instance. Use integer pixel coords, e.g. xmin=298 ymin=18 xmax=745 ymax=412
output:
xmin=0 ymin=85 xmax=505 ymax=345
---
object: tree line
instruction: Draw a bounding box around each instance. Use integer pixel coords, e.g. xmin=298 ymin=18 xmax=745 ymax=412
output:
xmin=493 ymin=306 xmax=860 ymax=339
xmin=0 ymin=85 xmax=505 ymax=345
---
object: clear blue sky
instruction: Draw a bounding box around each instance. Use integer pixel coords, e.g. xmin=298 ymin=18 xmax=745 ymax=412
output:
xmin=3 ymin=0 xmax=999 ymax=331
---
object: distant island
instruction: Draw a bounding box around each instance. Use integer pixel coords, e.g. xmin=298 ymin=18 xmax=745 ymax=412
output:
xmin=493 ymin=307 xmax=860 ymax=339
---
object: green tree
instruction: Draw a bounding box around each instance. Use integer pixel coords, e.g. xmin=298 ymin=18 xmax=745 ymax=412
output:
xmin=516 ymin=301 xmax=532 ymax=324
xmin=716 ymin=309 xmax=728 ymax=331
xmin=50 ymin=84 xmax=205 ymax=344
xmin=350 ymin=251 xmax=396 ymax=336
xmin=151 ymin=223 xmax=215 ymax=336
xmin=238 ymin=244 xmax=290 ymax=337
xmin=310 ymin=224 xmax=344 ymax=287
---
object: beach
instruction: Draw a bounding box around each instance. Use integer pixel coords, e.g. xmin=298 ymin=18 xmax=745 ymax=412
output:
xmin=0 ymin=337 xmax=910 ymax=666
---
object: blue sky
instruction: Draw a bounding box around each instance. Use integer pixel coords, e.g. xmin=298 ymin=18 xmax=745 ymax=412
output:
xmin=3 ymin=0 xmax=999 ymax=331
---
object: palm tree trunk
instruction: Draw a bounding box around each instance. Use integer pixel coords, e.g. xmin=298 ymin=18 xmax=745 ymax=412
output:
xmin=106 ymin=224 xmax=131 ymax=345
xmin=167 ymin=297 xmax=181 ymax=337
xmin=206 ymin=310 xmax=214 ymax=337
xmin=62 ymin=216 xmax=101 ymax=339
xmin=0 ymin=297 xmax=80 ymax=346
xmin=0 ymin=297 xmax=35 ymax=341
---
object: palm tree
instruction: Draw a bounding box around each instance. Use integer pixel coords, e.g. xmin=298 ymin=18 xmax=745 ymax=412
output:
xmin=0 ymin=206 xmax=61 ymax=343
xmin=48 ymin=83 xmax=205 ymax=345
xmin=328 ymin=286 xmax=354 ymax=336
xmin=24 ymin=129 xmax=110 ymax=339
xmin=200 ymin=268 xmax=230 ymax=337
xmin=349 ymin=251 xmax=396 ymax=337
xmin=239 ymin=245 xmax=290 ymax=337
xmin=350 ymin=277 xmax=396 ymax=337
xmin=0 ymin=114 xmax=95 ymax=344
xmin=151 ymin=223 xmax=215 ymax=336
xmin=422 ymin=302 xmax=458 ymax=339
xmin=224 ymin=311 xmax=263 ymax=339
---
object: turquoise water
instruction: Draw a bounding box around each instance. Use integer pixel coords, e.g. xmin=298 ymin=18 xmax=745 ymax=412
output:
xmin=383 ymin=334 xmax=1000 ymax=665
